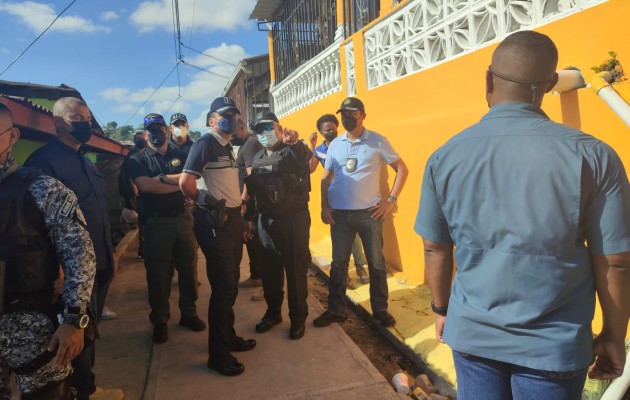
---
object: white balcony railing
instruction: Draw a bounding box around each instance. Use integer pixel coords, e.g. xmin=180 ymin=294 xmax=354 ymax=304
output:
xmin=364 ymin=0 xmax=608 ymax=89
xmin=270 ymin=42 xmax=342 ymax=118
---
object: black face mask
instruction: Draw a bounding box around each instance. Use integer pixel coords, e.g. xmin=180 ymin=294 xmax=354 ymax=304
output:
xmin=69 ymin=121 xmax=92 ymax=143
xmin=341 ymin=116 xmax=357 ymax=132
xmin=147 ymin=126 xmax=167 ymax=147
xmin=134 ymin=139 xmax=147 ymax=149
xmin=323 ymin=131 xmax=338 ymax=142
xmin=230 ymin=134 xmax=246 ymax=147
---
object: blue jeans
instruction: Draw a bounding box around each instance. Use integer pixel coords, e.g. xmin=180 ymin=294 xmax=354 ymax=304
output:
xmin=453 ymin=351 xmax=587 ymax=400
xmin=328 ymin=209 xmax=388 ymax=315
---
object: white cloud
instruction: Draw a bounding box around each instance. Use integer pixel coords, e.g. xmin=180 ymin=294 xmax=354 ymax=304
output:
xmin=0 ymin=47 xmax=9 ymax=55
xmin=0 ymin=1 xmax=111 ymax=34
xmin=100 ymin=11 xmax=119 ymax=21
xmin=130 ymin=0 xmax=256 ymax=33
xmin=101 ymin=43 xmax=249 ymax=132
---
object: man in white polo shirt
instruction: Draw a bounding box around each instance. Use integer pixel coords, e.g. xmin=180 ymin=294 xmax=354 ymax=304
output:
xmin=314 ymin=97 xmax=408 ymax=328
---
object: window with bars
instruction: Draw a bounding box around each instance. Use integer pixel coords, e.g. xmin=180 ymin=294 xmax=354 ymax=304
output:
xmin=271 ymin=0 xmax=337 ymax=84
xmin=342 ymin=0 xmax=379 ymax=37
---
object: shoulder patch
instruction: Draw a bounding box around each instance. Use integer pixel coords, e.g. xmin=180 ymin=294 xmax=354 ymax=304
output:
xmin=59 ymin=192 xmax=77 ymax=218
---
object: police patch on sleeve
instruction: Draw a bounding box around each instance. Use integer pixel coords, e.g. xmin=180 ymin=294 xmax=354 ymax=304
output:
xmin=59 ymin=192 xmax=78 ymax=218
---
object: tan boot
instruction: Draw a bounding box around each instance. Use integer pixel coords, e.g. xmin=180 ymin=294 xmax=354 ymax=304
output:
xmin=89 ymin=387 xmax=124 ymax=400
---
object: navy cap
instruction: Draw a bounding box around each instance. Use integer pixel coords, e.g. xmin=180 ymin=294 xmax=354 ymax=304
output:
xmin=336 ymin=97 xmax=365 ymax=113
xmin=143 ymin=113 xmax=166 ymax=130
xmin=170 ymin=113 xmax=187 ymax=124
xmin=253 ymin=111 xmax=279 ymax=127
xmin=209 ymin=97 xmax=240 ymax=115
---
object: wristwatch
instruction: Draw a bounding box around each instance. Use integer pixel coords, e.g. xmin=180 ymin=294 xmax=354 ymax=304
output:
xmin=159 ymin=174 xmax=166 ymax=183
xmin=387 ymin=194 xmax=398 ymax=203
xmin=58 ymin=306 xmax=90 ymax=329
xmin=431 ymin=300 xmax=448 ymax=317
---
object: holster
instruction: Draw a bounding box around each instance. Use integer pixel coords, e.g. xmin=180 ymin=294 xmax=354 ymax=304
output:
xmin=198 ymin=195 xmax=227 ymax=228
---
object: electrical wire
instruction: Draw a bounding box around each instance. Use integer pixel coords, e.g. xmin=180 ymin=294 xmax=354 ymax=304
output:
xmin=180 ymin=42 xmax=237 ymax=66
xmin=122 ymin=62 xmax=181 ymax=126
xmin=171 ymin=0 xmax=182 ymax=98
xmin=0 ymin=0 xmax=79 ymax=77
xmin=180 ymin=59 xmax=230 ymax=79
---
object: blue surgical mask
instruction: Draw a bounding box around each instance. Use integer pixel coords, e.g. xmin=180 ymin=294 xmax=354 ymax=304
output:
xmin=257 ymin=130 xmax=278 ymax=148
xmin=217 ymin=116 xmax=237 ymax=134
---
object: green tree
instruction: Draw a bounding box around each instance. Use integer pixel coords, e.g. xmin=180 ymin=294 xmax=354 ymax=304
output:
xmin=103 ymin=121 xmax=118 ymax=138
xmin=118 ymin=125 xmax=135 ymax=141
xmin=189 ymin=130 xmax=202 ymax=141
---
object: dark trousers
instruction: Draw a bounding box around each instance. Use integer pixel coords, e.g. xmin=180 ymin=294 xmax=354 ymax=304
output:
xmin=143 ymin=213 xmax=199 ymax=325
xmin=71 ymin=268 xmax=112 ymax=400
xmin=244 ymin=214 xmax=263 ymax=280
xmin=258 ymin=209 xmax=311 ymax=323
xmin=193 ymin=207 xmax=243 ymax=361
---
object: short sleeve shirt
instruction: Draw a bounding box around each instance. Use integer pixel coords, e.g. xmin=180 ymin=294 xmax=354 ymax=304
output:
xmin=414 ymin=103 xmax=630 ymax=371
xmin=236 ymin=134 xmax=263 ymax=192
xmin=183 ymin=131 xmax=241 ymax=208
xmin=314 ymin=141 xmax=330 ymax=167
xmin=127 ymin=146 xmax=187 ymax=216
xmin=324 ymin=129 xmax=400 ymax=209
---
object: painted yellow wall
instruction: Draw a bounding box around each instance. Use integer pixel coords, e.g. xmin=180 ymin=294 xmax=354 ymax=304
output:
xmin=276 ymin=0 xmax=630 ymax=336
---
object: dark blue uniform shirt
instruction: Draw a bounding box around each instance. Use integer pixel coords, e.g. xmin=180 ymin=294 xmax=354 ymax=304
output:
xmin=25 ymin=139 xmax=114 ymax=272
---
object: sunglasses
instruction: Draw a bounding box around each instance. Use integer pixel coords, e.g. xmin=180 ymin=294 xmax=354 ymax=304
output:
xmin=254 ymin=122 xmax=274 ymax=134
xmin=144 ymin=115 xmax=165 ymax=126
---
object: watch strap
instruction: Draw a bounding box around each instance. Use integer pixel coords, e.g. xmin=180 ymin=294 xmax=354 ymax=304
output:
xmin=431 ymin=300 xmax=448 ymax=316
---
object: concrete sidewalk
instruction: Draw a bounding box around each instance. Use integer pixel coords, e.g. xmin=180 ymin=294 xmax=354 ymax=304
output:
xmin=93 ymin=232 xmax=404 ymax=400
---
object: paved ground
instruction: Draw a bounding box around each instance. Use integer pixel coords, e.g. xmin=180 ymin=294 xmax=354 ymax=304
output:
xmin=91 ymin=230 xmax=405 ymax=400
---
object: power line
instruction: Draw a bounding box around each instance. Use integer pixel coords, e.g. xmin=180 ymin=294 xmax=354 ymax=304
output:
xmin=0 ymin=0 xmax=79 ymax=77
xmin=180 ymin=59 xmax=230 ymax=79
xmin=122 ymin=62 xmax=181 ymax=127
xmin=180 ymin=42 xmax=237 ymax=66
xmin=171 ymin=0 xmax=182 ymax=97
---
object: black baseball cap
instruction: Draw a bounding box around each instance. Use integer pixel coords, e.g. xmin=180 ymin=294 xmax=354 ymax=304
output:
xmin=336 ymin=97 xmax=365 ymax=113
xmin=209 ymin=97 xmax=240 ymax=115
xmin=143 ymin=113 xmax=166 ymax=130
xmin=170 ymin=113 xmax=187 ymax=124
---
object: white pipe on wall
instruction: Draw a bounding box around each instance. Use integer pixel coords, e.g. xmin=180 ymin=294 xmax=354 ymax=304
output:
xmin=600 ymin=341 xmax=630 ymax=400
xmin=591 ymin=72 xmax=630 ymax=128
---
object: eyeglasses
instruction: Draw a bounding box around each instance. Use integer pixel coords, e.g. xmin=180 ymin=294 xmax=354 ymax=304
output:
xmin=0 ymin=126 xmax=12 ymax=136
xmin=144 ymin=114 xmax=165 ymax=126
xmin=253 ymin=122 xmax=274 ymax=134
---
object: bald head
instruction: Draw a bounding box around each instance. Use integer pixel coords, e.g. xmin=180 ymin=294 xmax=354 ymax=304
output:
xmin=52 ymin=97 xmax=88 ymax=117
xmin=487 ymin=31 xmax=559 ymax=108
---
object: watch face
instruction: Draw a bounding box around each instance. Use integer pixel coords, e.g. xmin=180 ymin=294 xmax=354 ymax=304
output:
xmin=79 ymin=314 xmax=90 ymax=329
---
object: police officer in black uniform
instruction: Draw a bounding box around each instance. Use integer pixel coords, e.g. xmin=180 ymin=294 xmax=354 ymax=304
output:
xmin=0 ymin=102 xmax=96 ymax=400
xmin=180 ymin=97 xmax=256 ymax=377
xmin=168 ymin=113 xmax=194 ymax=154
xmin=245 ymin=112 xmax=312 ymax=340
xmin=127 ymin=113 xmax=205 ymax=345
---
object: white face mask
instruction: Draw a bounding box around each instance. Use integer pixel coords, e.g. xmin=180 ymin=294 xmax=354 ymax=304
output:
xmin=258 ymin=130 xmax=278 ymax=148
xmin=172 ymin=126 xmax=187 ymax=138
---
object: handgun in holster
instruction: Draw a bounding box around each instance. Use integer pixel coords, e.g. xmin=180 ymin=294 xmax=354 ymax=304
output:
xmin=199 ymin=194 xmax=227 ymax=228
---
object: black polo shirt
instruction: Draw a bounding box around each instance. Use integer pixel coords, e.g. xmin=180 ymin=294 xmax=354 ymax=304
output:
xmin=168 ymin=136 xmax=194 ymax=155
xmin=127 ymin=145 xmax=188 ymax=217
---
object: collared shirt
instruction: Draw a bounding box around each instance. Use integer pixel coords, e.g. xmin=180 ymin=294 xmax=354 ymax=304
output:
xmin=183 ymin=130 xmax=241 ymax=208
xmin=25 ymin=139 xmax=113 ymax=272
xmin=127 ymin=145 xmax=188 ymax=216
xmin=168 ymin=136 xmax=194 ymax=155
xmin=314 ymin=141 xmax=330 ymax=167
xmin=324 ymin=129 xmax=400 ymax=209
xmin=415 ymin=102 xmax=630 ymax=371
xmin=236 ymin=134 xmax=263 ymax=192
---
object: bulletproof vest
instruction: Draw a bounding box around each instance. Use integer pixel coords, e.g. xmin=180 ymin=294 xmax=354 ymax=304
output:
xmin=0 ymin=167 xmax=58 ymax=314
xmin=247 ymin=148 xmax=310 ymax=216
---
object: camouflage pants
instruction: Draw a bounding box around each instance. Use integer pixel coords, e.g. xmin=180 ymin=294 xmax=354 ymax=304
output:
xmin=0 ymin=312 xmax=71 ymax=399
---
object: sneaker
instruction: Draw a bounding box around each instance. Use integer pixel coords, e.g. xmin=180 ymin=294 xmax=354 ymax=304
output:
xmin=313 ymin=311 xmax=345 ymax=327
xmin=356 ymin=266 xmax=370 ymax=284
xmin=89 ymin=387 xmax=124 ymax=400
xmin=153 ymin=323 xmax=168 ymax=343
xmin=373 ymin=311 xmax=396 ymax=327
xmin=239 ymin=278 xmax=262 ymax=288
xmin=179 ymin=316 xmax=207 ymax=331
xmin=100 ymin=306 xmax=117 ymax=321
xmin=250 ymin=288 xmax=264 ymax=301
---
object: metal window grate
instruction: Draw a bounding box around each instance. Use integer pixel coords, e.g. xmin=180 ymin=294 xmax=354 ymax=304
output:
xmin=342 ymin=0 xmax=379 ymax=38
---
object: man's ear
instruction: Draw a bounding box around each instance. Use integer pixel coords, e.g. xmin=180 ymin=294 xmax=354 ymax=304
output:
xmin=485 ymin=70 xmax=494 ymax=94
xmin=545 ymin=72 xmax=559 ymax=93
xmin=9 ymin=126 xmax=21 ymax=144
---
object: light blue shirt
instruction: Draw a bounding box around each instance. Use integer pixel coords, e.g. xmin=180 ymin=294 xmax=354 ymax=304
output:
xmin=325 ymin=129 xmax=399 ymax=209
xmin=415 ymin=103 xmax=630 ymax=371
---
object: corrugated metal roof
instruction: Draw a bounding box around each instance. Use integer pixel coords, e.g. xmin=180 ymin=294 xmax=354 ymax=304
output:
xmin=249 ymin=0 xmax=283 ymax=20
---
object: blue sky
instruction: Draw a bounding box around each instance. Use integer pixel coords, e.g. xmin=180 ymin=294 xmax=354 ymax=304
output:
xmin=0 ymin=0 xmax=269 ymax=133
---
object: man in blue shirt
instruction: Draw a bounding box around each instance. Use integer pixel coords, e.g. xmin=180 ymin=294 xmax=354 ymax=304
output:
xmin=314 ymin=97 xmax=408 ymax=329
xmin=25 ymin=97 xmax=122 ymax=400
xmin=415 ymin=31 xmax=630 ymax=399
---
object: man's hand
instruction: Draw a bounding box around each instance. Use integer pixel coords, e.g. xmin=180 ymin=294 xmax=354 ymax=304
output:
xmin=588 ymin=333 xmax=626 ymax=380
xmin=434 ymin=315 xmax=446 ymax=343
xmin=242 ymin=220 xmax=253 ymax=243
xmin=309 ymin=132 xmax=317 ymax=149
xmin=282 ymin=128 xmax=299 ymax=145
xmin=368 ymin=199 xmax=396 ymax=220
xmin=48 ymin=324 xmax=84 ymax=365
xmin=321 ymin=207 xmax=335 ymax=225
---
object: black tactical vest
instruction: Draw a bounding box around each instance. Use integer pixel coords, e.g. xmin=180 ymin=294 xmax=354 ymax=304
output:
xmin=0 ymin=167 xmax=58 ymax=314
xmin=247 ymin=147 xmax=310 ymax=217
